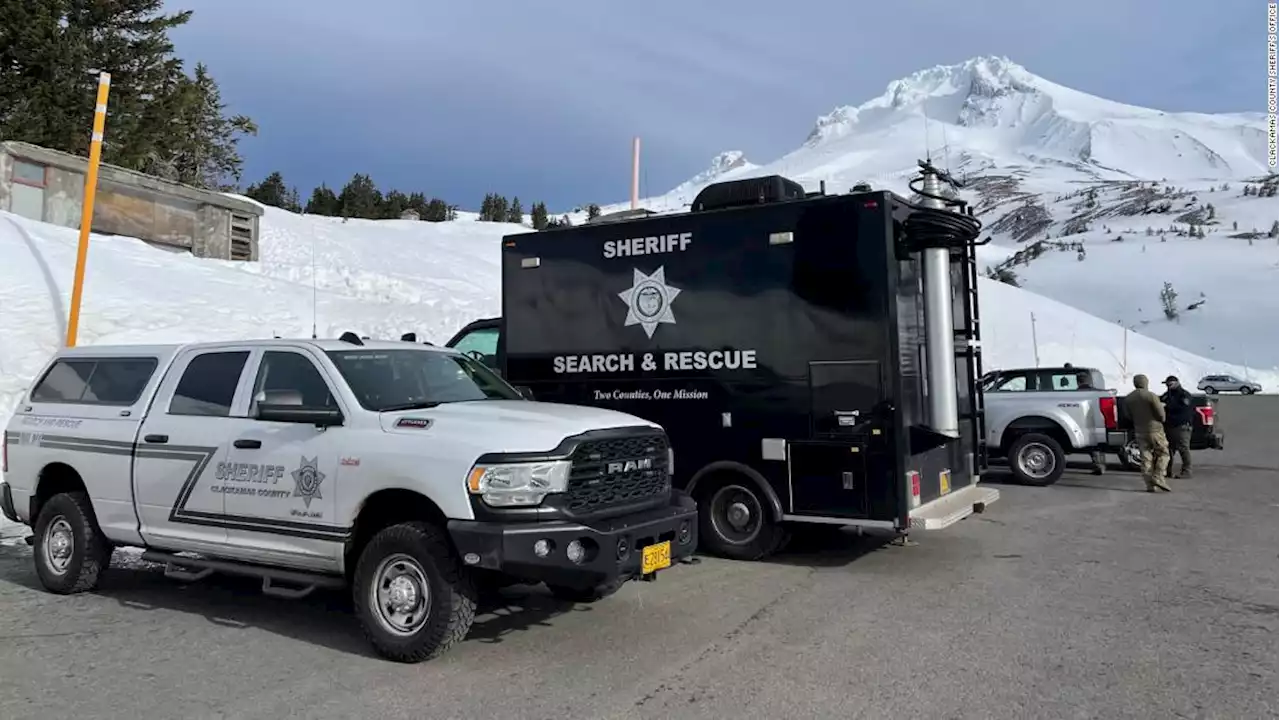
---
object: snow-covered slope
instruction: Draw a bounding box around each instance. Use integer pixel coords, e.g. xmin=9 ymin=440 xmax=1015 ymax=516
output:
xmin=575 ymin=55 xmax=1278 ymax=369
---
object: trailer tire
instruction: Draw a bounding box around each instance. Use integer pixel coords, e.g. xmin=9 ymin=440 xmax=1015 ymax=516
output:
xmin=1007 ymin=433 xmax=1065 ymax=486
xmin=696 ymin=477 xmax=787 ymax=561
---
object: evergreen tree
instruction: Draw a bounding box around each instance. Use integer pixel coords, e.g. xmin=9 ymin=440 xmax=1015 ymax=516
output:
xmin=338 ymin=173 xmax=381 ymax=218
xmin=245 ymin=171 xmax=290 ymax=209
xmin=506 ymin=196 xmax=524 ymax=224
xmin=283 ymin=186 xmax=302 ymax=213
xmin=162 ymin=63 xmax=258 ymax=189
xmin=586 ymin=203 xmax=601 ymax=220
xmin=304 ymin=184 xmax=339 ymax=215
xmin=531 ymin=201 xmax=549 ymax=230
xmin=381 ymin=189 xmax=410 ymax=219
xmin=0 ymin=2 xmax=255 ymax=188
xmin=1270 ymin=220 xmax=1279 ymax=238
xmin=423 ymin=198 xmax=449 ymax=222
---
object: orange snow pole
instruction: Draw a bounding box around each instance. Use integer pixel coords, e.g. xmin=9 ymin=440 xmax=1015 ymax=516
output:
xmin=630 ymin=136 xmax=640 ymax=210
xmin=65 ymin=71 xmax=111 ymax=348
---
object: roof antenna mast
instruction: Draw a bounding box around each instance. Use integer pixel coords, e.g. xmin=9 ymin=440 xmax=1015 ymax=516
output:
xmin=310 ymin=232 xmax=318 ymax=339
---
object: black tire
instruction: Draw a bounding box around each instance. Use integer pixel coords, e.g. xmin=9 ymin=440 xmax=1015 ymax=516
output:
xmin=1117 ymin=437 xmax=1141 ymax=472
xmin=546 ymin=577 xmax=626 ymax=603
xmin=1007 ymin=433 xmax=1066 ymax=486
xmin=1240 ymin=386 xmax=1254 ymax=395
xmin=32 ymin=491 xmax=112 ymax=594
xmin=1203 ymin=386 xmax=1217 ymax=394
xmin=696 ymin=478 xmax=787 ymax=561
xmin=352 ymin=521 xmax=477 ymax=663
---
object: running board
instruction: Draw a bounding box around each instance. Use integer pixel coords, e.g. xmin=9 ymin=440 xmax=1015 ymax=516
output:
xmin=141 ymin=550 xmax=345 ymax=599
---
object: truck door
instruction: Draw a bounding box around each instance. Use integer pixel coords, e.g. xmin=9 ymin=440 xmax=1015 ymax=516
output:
xmin=445 ymin=319 xmax=502 ymax=372
xmin=788 ymin=360 xmax=888 ymax=518
xmin=216 ymin=347 xmax=346 ymax=571
xmin=134 ymin=347 xmax=257 ymax=550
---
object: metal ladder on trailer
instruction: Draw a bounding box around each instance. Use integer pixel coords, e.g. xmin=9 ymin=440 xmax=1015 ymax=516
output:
xmin=956 ymin=237 xmax=988 ymax=471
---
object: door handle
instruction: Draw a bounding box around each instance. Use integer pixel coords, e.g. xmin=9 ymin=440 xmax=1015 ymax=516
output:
xmin=233 ymin=439 xmax=262 ymax=449
xmin=143 ymin=434 xmax=168 ymax=444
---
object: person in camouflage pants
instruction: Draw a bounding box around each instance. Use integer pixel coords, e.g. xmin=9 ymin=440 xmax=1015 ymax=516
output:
xmin=1123 ymin=374 xmax=1171 ymax=492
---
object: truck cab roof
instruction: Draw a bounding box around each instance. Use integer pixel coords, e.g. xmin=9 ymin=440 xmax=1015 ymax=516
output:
xmin=50 ymin=337 xmax=461 ymax=359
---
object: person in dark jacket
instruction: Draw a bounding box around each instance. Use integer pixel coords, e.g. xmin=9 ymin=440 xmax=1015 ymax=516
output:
xmin=1160 ymin=375 xmax=1195 ymax=478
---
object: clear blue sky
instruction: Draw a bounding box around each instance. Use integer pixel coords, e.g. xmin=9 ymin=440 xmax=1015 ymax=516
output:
xmin=167 ymin=0 xmax=1261 ymax=211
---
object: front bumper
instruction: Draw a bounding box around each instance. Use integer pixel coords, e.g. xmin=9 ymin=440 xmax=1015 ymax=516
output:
xmin=0 ymin=482 xmax=19 ymax=524
xmin=448 ymin=490 xmax=698 ymax=588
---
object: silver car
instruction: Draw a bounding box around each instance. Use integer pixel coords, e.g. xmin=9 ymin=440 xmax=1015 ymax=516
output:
xmin=1196 ymin=374 xmax=1263 ymax=395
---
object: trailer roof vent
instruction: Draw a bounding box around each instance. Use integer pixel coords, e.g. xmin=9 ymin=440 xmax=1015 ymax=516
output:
xmin=587 ymin=208 xmax=656 ymax=225
xmin=691 ymin=175 xmax=806 ymax=212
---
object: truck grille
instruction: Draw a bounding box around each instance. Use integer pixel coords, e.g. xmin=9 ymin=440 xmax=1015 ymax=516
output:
xmin=564 ymin=431 xmax=670 ymax=514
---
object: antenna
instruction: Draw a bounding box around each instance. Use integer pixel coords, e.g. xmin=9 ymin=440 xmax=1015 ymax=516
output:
xmin=310 ymin=232 xmax=318 ymax=339
xmin=941 ymin=123 xmax=951 ymax=175
xmin=922 ymin=109 xmax=932 ymax=163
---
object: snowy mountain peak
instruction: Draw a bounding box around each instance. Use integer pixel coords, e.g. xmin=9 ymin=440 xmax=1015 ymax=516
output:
xmin=700 ymin=55 xmax=1273 ymax=185
xmin=805 ymin=55 xmax=1078 ymax=146
xmin=665 ymin=150 xmax=758 ymax=196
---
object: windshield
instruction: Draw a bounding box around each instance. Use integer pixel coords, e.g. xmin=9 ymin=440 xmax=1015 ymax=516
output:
xmin=326 ymin=348 xmax=521 ymax=412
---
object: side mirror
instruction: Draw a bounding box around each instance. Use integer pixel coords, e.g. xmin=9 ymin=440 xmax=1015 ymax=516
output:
xmin=257 ymin=403 xmax=344 ymax=427
xmin=514 ymin=385 xmax=535 ymax=400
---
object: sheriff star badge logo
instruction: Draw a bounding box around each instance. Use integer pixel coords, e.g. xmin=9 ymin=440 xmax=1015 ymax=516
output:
xmin=291 ymin=456 xmax=325 ymax=509
xmin=618 ymin=266 xmax=681 ymax=339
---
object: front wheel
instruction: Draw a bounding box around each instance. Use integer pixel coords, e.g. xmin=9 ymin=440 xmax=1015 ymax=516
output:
xmin=1007 ymin=433 xmax=1066 ymax=486
xmin=1240 ymin=386 xmax=1254 ymax=395
xmin=697 ymin=479 xmax=787 ymax=561
xmin=352 ymin=522 xmax=477 ymax=663
xmin=32 ymin=491 xmax=112 ymax=594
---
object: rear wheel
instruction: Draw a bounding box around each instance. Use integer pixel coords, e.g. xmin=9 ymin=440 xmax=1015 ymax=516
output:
xmin=697 ymin=478 xmax=787 ymax=561
xmin=1203 ymin=386 xmax=1217 ymax=394
xmin=1007 ymin=433 xmax=1065 ymax=486
xmin=32 ymin=491 xmax=112 ymax=594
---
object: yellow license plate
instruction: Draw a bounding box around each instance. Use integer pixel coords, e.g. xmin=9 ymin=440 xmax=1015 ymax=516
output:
xmin=940 ymin=470 xmax=951 ymax=495
xmin=641 ymin=541 xmax=672 ymax=574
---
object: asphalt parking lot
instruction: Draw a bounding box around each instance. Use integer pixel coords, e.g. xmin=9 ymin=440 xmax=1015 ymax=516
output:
xmin=0 ymin=395 xmax=1275 ymax=720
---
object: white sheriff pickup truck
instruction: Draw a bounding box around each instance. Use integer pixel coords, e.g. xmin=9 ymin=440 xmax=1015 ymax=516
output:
xmin=0 ymin=336 xmax=697 ymax=662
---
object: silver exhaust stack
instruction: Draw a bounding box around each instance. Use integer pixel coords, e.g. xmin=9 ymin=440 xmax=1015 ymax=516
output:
xmin=918 ymin=168 xmax=960 ymax=438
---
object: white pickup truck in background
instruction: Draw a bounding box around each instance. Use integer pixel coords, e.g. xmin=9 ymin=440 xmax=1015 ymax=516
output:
xmin=1 ymin=336 xmax=698 ymax=663
xmin=981 ymin=365 xmax=1125 ymax=486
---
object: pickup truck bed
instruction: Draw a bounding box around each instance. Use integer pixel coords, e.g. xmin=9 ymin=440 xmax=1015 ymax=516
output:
xmin=982 ymin=366 xmax=1121 ymax=487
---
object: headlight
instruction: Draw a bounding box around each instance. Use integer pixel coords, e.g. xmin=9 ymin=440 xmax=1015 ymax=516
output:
xmin=466 ymin=460 xmax=571 ymax=507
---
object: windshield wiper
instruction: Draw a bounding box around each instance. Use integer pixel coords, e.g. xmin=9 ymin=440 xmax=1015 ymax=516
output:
xmin=379 ymin=401 xmax=443 ymax=412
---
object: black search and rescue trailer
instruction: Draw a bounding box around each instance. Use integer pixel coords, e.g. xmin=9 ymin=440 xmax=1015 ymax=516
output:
xmin=447 ymin=163 xmax=999 ymax=560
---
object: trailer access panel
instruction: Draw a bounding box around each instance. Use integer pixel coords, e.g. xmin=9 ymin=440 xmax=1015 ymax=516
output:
xmin=448 ymin=168 xmax=999 ymax=560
